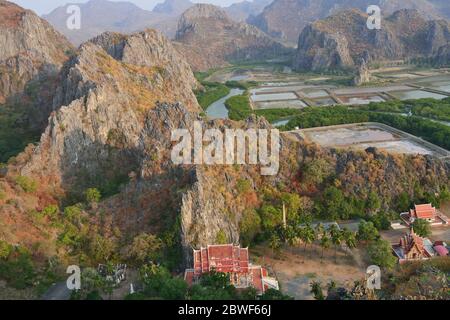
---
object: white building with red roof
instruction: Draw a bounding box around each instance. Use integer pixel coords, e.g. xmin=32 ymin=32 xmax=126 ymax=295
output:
xmin=400 ymin=203 xmax=448 ymax=226
xmin=184 ymin=244 xmax=279 ymax=294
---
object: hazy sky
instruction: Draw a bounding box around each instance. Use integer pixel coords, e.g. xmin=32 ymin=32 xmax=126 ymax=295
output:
xmin=11 ymin=0 xmax=246 ymax=15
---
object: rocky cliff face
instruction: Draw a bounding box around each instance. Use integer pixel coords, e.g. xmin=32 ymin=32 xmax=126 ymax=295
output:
xmin=90 ymin=29 xmax=199 ymax=104
xmin=0 ymin=26 xmax=203 ymax=255
xmin=173 ymin=4 xmax=291 ymax=71
xmin=21 ymin=29 xmax=200 ymax=192
xmin=293 ymin=9 xmax=450 ymax=71
xmin=0 ymin=1 xmax=72 ymax=109
xmin=250 ymin=0 xmax=446 ymax=44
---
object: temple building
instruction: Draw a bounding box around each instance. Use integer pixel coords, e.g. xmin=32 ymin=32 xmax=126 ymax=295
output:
xmin=184 ymin=244 xmax=279 ymax=294
xmin=392 ymin=228 xmax=434 ymax=263
xmin=400 ymin=203 xmax=448 ymax=226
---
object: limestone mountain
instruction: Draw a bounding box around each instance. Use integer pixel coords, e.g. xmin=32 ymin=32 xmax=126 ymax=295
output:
xmin=153 ymin=0 xmax=194 ymax=16
xmin=0 ymin=0 xmax=72 ymax=106
xmin=173 ymin=4 xmax=291 ymax=71
xmin=293 ymin=9 xmax=450 ymax=71
xmin=43 ymin=0 xmax=180 ymax=46
xmin=249 ymin=0 xmax=447 ymax=44
xmin=224 ymin=0 xmax=273 ymax=22
xmin=0 ymin=26 xmax=201 ymax=252
xmin=0 ymin=0 xmax=73 ymax=161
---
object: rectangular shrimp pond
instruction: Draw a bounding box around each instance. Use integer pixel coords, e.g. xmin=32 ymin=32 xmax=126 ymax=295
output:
xmin=297 ymin=123 xmax=449 ymax=158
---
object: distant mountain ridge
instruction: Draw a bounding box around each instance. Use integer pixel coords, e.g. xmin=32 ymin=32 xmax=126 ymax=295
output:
xmin=153 ymin=0 xmax=193 ymax=16
xmin=224 ymin=0 xmax=273 ymax=22
xmin=43 ymin=0 xmax=273 ymax=46
xmin=250 ymin=0 xmax=450 ymax=43
xmin=43 ymin=0 xmax=180 ymax=45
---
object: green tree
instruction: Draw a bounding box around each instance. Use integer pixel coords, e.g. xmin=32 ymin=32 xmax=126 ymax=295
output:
xmin=310 ymin=281 xmax=325 ymax=300
xmin=412 ymin=219 xmax=431 ymax=238
xmin=126 ymin=233 xmax=163 ymax=265
xmin=0 ymin=240 xmax=12 ymax=260
xmin=140 ymin=264 xmax=188 ymax=300
xmin=41 ymin=205 xmax=59 ymax=220
xmin=396 ymin=192 xmax=411 ymax=212
xmin=370 ymin=211 xmax=391 ymax=230
xmin=329 ymin=225 xmax=343 ymax=262
xmin=299 ymin=223 xmax=316 ymax=261
xmin=260 ymin=205 xmax=282 ymax=230
xmin=283 ymin=225 xmax=298 ymax=247
xmin=280 ymin=193 xmax=302 ymax=222
xmin=320 ymin=233 xmax=331 ymax=263
xmin=366 ymin=191 xmax=381 ymax=214
xmin=302 ymin=159 xmax=332 ymax=186
xmin=216 ymin=230 xmax=228 ymax=244
xmin=321 ymin=187 xmax=345 ymax=220
xmin=85 ymin=188 xmax=101 ymax=205
xmin=439 ymin=187 xmax=450 ymax=205
xmin=269 ymin=234 xmax=282 ymax=256
xmin=357 ymin=220 xmax=379 ymax=243
xmin=15 ymin=175 xmax=37 ymax=193
xmin=260 ymin=288 xmax=293 ymax=300
xmin=239 ymin=209 xmax=261 ymax=245
xmin=367 ymin=239 xmax=396 ymax=269
xmin=342 ymin=228 xmax=357 ymax=255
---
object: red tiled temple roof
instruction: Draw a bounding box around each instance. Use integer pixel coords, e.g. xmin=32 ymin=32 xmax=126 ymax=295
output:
xmin=192 ymin=244 xmax=250 ymax=275
xmin=185 ymin=244 xmax=273 ymax=294
xmin=410 ymin=204 xmax=436 ymax=219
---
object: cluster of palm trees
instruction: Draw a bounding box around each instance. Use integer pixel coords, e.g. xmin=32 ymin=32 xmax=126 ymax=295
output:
xmin=269 ymin=222 xmax=358 ymax=263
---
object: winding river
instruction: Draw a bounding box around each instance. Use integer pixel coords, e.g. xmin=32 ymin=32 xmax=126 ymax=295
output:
xmin=205 ymin=88 xmax=244 ymax=119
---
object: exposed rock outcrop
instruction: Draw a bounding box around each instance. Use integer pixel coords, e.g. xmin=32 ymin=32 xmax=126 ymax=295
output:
xmin=173 ymin=4 xmax=291 ymax=71
xmin=353 ymin=52 xmax=371 ymax=86
xmin=293 ymin=9 xmax=450 ymax=71
xmin=90 ymin=29 xmax=199 ymax=106
xmin=21 ymin=28 xmax=200 ymax=194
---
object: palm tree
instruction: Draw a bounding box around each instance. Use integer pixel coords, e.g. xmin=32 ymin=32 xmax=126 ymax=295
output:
xmin=296 ymin=226 xmax=307 ymax=261
xmin=315 ymin=223 xmax=324 ymax=256
xmin=284 ymin=225 xmax=298 ymax=254
xmin=342 ymin=228 xmax=357 ymax=256
xmin=320 ymin=233 xmax=331 ymax=263
xmin=304 ymin=223 xmax=316 ymax=259
xmin=269 ymin=234 xmax=281 ymax=257
xmin=315 ymin=223 xmax=324 ymax=237
xmin=335 ymin=231 xmax=344 ymax=262
xmin=329 ymin=224 xmax=343 ymax=262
